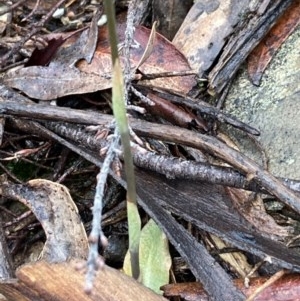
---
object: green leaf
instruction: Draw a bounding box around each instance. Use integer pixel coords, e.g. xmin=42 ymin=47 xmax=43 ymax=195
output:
xmin=123 ymin=219 xmax=171 ymax=294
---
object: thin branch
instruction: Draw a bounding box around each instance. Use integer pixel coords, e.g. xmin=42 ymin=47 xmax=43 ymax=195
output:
xmin=41 ymin=121 xmax=300 ymax=195
xmin=85 ymin=132 xmax=118 ymax=293
xmin=2 ymin=99 xmax=300 ymax=214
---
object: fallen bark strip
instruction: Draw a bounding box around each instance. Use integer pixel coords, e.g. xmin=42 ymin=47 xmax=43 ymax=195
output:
xmin=1 ymin=100 xmax=300 ymax=215
xmin=134 ymin=168 xmax=300 ymax=273
xmin=135 ymin=185 xmax=246 ymax=301
xmin=0 ymin=260 xmax=167 ymax=301
xmin=209 ymin=0 xmax=294 ymax=93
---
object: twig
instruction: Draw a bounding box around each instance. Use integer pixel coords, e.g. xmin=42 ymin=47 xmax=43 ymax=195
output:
xmin=138 ymin=70 xmax=198 ymax=80
xmin=9 ymin=117 xmax=105 ymax=169
xmin=1 ymin=93 xmax=300 ymax=213
xmin=0 ymin=217 xmax=14 ymax=279
xmin=21 ymin=0 xmax=41 ymax=22
xmin=140 ymin=86 xmax=260 ymax=135
xmin=85 ymin=131 xmax=118 ymax=293
xmin=41 ymin=120 xmax=300 ymax=195
xmin=245 ymin=269 xmax=287 ymax=301
xmin=0 ymin=162 xmax=24 ymax=184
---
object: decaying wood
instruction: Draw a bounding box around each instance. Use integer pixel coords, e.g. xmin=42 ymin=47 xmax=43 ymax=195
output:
xmin=173 ymin=0 xmax=250 ymax=78
xmin=0 ymin=261 xmax=167 ymax=301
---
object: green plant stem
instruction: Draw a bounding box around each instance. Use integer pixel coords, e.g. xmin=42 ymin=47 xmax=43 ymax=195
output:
xmin=103 ymin=0 xmax=141 ymax=279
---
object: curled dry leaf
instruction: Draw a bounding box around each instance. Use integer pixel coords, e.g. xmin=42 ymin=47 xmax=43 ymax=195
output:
xmin=3 ymin=15 xmax=101 ymax=100
xmin=1 ymin=179 xmax=88 ymax=262
xmin=145 ymin=93 xmax=207 ymax=131
xmin=24 ymin=37 xmax=66 ymax=67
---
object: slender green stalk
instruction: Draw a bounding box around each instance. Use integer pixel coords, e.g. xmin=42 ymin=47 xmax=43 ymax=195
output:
xmin=103 ymin=0 xmax=141 ymax=279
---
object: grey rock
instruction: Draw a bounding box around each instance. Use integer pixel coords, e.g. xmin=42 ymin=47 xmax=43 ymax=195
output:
xmin=224 ymin=27 xmax=300 ymax=178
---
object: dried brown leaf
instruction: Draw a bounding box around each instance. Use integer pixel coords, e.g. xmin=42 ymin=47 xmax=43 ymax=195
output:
xmin=247 ymin=1 xmax=300 ymax=85
xmin=1 ymin=179 xmax=88 ymax=262
xmin=78 ymin=19 xmax=197 ymax=95
xmin=3 ymin=65 xmax=111 ymax=100
xmin=4 ymin=17 xmax=195 ymax=100
xmin=3 ymin=16 xmax=99 ymax=100
xmin=226 ymin=187 xmax=290 ymax=239
xmin=145 ymin=93 xmax=207 ymax=130
xmin=25 ymin=37 xmax=65 ymax=67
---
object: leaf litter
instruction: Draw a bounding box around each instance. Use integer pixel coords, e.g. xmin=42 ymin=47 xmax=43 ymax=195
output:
xmin=1 ymin=1 xmax=300 ymax=301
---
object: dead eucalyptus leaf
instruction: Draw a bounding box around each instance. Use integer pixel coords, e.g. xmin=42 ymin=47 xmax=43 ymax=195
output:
xmin=53 ymin=14 xmax=99 ymax=67
xmin=4 ymin=19 xmax=195 ymax=99
xmin=4 ymin=65 xmax=111 ymax=100
xmin=25 ymin=37 xmax=65 ymax=67
xmin=4 ymin=7 xmax=197 ymax=101
xmin=162 ymin=273 xmax=300 ymax=301
xmin=3 ymin=17 xmax=100 ymax=100
xmin=0 ymin=179 xmax=88 ymax=262
xmin=78 ymin=20 xmax=197 ymax=95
